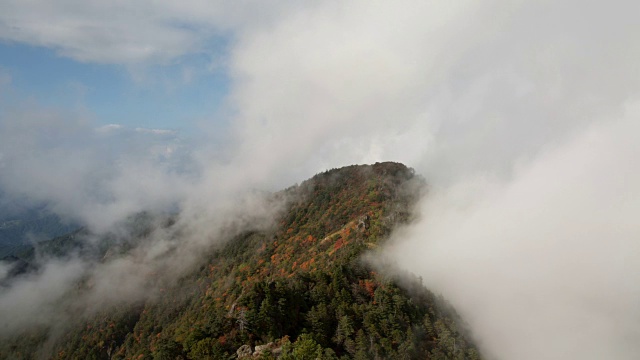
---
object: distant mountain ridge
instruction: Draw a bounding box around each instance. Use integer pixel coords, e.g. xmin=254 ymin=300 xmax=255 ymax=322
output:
xmin=0 ymin=209 xmax=79 ymax=259
xmin=0 ymin=211 xmax=175 ymax=284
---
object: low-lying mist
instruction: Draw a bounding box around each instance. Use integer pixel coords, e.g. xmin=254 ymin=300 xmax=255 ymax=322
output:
xmin=0 ymin=189 xmax=285 ymax=343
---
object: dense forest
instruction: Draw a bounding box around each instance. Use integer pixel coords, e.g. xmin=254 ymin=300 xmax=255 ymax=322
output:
xmin=0 ymin=162 xmax=482 ymax=359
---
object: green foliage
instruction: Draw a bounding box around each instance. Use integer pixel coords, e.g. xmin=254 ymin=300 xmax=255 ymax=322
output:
xmin=153 ymin=338 xmax=183 ymax=360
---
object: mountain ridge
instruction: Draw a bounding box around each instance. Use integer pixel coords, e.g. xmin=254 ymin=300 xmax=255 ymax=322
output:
xmin=0 ymin=162 xmax=482 ymax=359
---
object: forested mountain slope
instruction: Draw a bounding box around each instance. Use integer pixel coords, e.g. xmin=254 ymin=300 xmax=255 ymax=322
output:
xmin=0 ymin=211 xmax=79 ymax=259
xmin=0 ymin=162 xmax=482 ymax=360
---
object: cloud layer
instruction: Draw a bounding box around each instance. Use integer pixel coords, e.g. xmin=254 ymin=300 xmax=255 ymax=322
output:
xmin=388 ymin=108 xmax=640 ymax=359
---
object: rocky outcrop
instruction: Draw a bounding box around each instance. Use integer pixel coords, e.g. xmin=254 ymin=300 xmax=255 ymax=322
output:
xmin=237 ymin=342 xmax=283 ymax=358
xmin=253 ymin=342 xmax=273 ymax=356
xmin=357 ymin=214 xmax=370 ymax=230
xmin=236 ymin=344 xmax=252 ymax=358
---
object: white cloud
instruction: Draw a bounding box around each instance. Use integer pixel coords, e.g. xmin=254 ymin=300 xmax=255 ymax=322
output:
xmin=96 ymin=123 xmax=123 ymax=133
xmin=0 ymin=259 xmax=87 ymax=336
xmin=387 ymin=106 xmax=640 ymax=359
xmin=179 ymin=0 xmax=636 ymax=197
xmin=0 ymin=0 xmax=302 ymax=64
xmin=134 ymin=127 xmax=177 ymax=135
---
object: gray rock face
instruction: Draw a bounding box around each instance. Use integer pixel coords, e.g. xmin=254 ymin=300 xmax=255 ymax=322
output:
xmin=271 ymin=346 xmax=283 ymax=357
xmin=253 ymin=342 xmax=274 ymax=356
xmin=357 ymin=214 xmax=370 ymax=230
xmin=236 ymin=344 xmax=252 ymax=358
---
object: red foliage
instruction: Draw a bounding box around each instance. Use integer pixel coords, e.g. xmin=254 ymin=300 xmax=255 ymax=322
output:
xmin=360 ymin=279 xmax=376 ymax=298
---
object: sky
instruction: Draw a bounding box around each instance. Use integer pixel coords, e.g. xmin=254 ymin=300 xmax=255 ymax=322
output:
xmin=0 ymin=1 xmax=639 ymax=359
xmin=0 ymin=42 xmax=229 ymax=132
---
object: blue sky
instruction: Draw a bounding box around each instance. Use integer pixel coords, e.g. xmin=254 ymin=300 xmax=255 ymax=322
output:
xmin=0 ymin=41 xmax=230 ymax=133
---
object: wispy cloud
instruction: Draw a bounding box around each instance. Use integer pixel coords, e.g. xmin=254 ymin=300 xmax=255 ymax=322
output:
xmin=0 ymin=0 xmax=300 ymax=65
xmin=134 ymin=127 xmax=177 ymax=136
